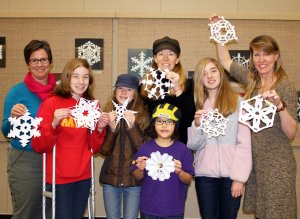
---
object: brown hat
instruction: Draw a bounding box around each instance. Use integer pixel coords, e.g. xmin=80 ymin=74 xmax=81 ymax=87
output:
xmin=152 ymin=36 xmax=181 ymax=55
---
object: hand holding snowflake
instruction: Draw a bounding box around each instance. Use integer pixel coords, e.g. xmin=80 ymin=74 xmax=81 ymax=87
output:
xmin=198 ymin=109 xmax=229 ymax=138
xmin=239 ymin=95 xmax=276 ymax=133
xmin=112 ymin=98 xmax=137 ymax=127
xmin=141 ymin=68 xmax=174 ymax=100
xmin=145 ymin=151 xmax=175 ymax=181
xmin=8 ymin=111 xmax=43 ymax=147
xmin=208 ymin=15 xmax=238 ymax=46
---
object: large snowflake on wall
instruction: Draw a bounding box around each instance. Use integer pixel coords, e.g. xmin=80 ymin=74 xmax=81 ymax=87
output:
xmin=208 ymin=16 xmax=238 ymax=46
xmin=78 ymin=41 xmax=101 ymax=65
xmin=199 ymin=109 xmax=229 ymax=138
xmin=112 ymin=98 xmax=138 ymax=126
xmin=0 ymin=45 xmax=2 ymax=60
xmin=70 ymin=98 xmax=102 ymax=131
xmin=145 ymin=151 xmax=175 ymax=181
xmin=141 ymin=68 xmax=174 ymax=100
xmin=238 ymin=95 xmax=276 ymax=133
xmin=8 ymin=111 xmax=43 ymax=147
xmin=131 ymin=51 xmax=153 ymax=78
xmin=232 ymin=52 xmax=249 ymax=69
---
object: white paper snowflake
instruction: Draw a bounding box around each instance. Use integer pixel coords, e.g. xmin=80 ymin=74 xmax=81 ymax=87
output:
xmin=70 ymin=98 xmax=102 ymax=131
xmin=112 ymin=98 xmax=137 ymax=126
xmin=8 ymin=111 xmax=43 ymax=147
xmin=141 ymin=68 xmax=174 ymax=100
xmin=0 ymin=45 xmax=3 ymax=60
xmin=145 ymin=151 xmax=175 ymax=181
xmin=238 ymin=95 xmax=276 ymax=133
xmin=78 ymin=41 xmax=101 ymax=66
xmin=232 ymin=53 xmax=249 ymax=69
xmin=131 ymin=51 xmax=153 ymax=78
xmin=208 ymin=16 xmax=238 ymax=46
xmin=198 ymin=109 xmax=229 ymax=138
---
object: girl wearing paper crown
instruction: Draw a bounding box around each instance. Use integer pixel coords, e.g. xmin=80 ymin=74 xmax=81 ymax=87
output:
xmin=32 ymin=58 xmax=109 ymax=219
xmin=132 ymin=103 xmax=194 ymax=219
xmin=140 ymin=36 xmax=196 ymax=144
xmin=187 ymin=57 xmax=252 ymax=219
xmin=99 ymin=73 xmax=149 ymax=219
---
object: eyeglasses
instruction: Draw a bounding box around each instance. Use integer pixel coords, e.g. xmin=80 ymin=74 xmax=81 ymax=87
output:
xmin=29 ymin=58 xmax=49 ymax=65
xmin=155 ymin=119 xmax=175 ymax=126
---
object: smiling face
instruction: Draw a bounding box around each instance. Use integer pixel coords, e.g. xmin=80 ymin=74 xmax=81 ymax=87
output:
xmin=203 ymin=62 xmax=221 ymax=93
xmin=252 ymin=48 xmax=278 ymax=76
xmin=27 ymin=49 xmax=51 ymax=84
xmin=70 ymin=66 xmax=90 ymax=100
xmin=115 ymin=86 xmax=135 ymax=104
xmin=154 ymin=117 xmax=175 ymax=140
xmin=154 ymin=49 xmax=180 ymax=71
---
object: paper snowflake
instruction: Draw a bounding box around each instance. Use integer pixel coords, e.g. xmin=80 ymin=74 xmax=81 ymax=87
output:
xmin=8 ymin=111 xmax=43 ymax=147
xmin=131 ymin=51 xmax=153 ymax=78
xmin=141 ymin=68 xmax=174 ymax=100
xmin=199 ymin=109 xmax=229 ymax=138
xmin=232 ymin=53 xmax=249 ymax=69
xmin=78 ymin=41 xmax=101 ymax=65
xmin=70 ymin=98 xmax=102 ymax=131
xmin=145 ymin=151 xmax=175 ymax=181
xmin=112 ymin=98 xmax=137 ymax=126
xmin=238 ymin=95 xmax=276 ymax=133
xmin=208 ymin=16 xmax=238 ymax=46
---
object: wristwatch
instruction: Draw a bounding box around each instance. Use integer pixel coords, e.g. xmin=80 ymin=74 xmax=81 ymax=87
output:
xmin=276 ymin=100 xmax=287 ymax=112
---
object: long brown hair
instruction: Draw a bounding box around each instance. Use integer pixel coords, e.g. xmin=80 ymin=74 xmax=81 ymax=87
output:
xmin=245 ymin=35 xmax=288 ymax=99
xmin=53 ymin=58 xmax=95 ymax=100
xmin=194 ymin=57 xmax=238 ymax=116
xmin=104 ymin=89 xmax=149 ymax=130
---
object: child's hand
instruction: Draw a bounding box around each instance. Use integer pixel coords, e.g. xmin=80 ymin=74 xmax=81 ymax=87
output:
xmin=194 ymin=109 xmax=207 ymax=127
xmin=97 ymin=112 xmax=109 ymax=132
xmin=124 ymin=111 xmax=136 ymax=130
xmin=174 ymin=159 xmax=183 ymax=175
xmin=52 ymin=108 xmax=71 ymax=129
xmin=231 ymin=180 xmax=244 ymax=198
xmin=108 ymin=111 xmax=117 ymax=132
xmin=10 ymin=103 xmax=28 ymax=118
xmin=135 ymin=156 xmax=148 ymax=171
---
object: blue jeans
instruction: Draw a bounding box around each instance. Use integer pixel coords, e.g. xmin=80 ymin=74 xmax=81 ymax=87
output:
xmin=140 ymin=212 xmax=184 ymax=219
xmin=46 ymin=179 xmax=91 ymax=219
xmin=195 ymin=177 xmax=241 ymax=219
xmin=102 ymin=184 xmax=141 ymax=219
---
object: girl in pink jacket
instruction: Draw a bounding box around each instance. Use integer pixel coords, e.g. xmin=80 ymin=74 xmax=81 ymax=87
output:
xmin=187 ymin=57 xmax=252 ymax=219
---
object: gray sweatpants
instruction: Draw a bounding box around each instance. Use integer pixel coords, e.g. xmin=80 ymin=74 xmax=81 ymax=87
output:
xmin=7 ymin=146 xmax=43 ymax=219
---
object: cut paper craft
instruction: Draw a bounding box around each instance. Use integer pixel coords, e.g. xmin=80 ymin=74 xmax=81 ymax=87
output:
xmin=145 ymin=151 xmax=175 ymax=181
xmin=208 ymin=16 xmax=238 ymax=46
xmin=238 ymin=95 xmax=276 ymax=133
xmin=141 ymin=68 xmax=174 ymax=100
xmin=8 ymin=111 xmax=43 ymax=147
xmin=199 ymin=109 xmax=229 ymax=138
xmin=112 ymin=98 xmax=138 ymax=126
xmin=70 ymin=98 xmax=102 ymax=131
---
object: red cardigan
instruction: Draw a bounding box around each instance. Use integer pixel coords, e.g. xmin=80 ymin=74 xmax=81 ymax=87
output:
xmin=32 ymin=95 xmax=106 ymax=184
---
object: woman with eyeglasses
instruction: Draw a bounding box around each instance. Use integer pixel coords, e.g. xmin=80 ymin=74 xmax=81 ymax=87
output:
xmin=132 ymin=103 xmax=194 ymax=219
xmin=1 ymin=40 xmax=56 ymax=219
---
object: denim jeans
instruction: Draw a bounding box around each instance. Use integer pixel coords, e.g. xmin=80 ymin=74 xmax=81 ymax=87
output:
xmin=102 ymin=184 xmax=141 ymax=219
xmin=195 ymin=176 xmax=241 ymax=219
xmin=46 ymin=178 xmax=91 ymax=219
xmin=140 ymin=212 xmax=184 ymax=219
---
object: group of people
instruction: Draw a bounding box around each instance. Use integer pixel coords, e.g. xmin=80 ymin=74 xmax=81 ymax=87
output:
xmin=1 ymin=14 xmax=298 ymax=219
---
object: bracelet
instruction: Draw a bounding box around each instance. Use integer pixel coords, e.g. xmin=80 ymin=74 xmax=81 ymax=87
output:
xmin=276 ymin=100 xmax=287 ymax=112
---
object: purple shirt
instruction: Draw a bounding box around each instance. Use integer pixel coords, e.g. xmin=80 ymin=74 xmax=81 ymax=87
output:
xmin=132 ymin=139 xmax=194 ymax=217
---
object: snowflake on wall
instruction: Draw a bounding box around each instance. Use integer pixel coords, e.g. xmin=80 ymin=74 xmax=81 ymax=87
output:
xmin=112 ymin=98 xmax=138 ymax=126
xmin=70 ymin=98 xmax=102 ymax=131
xmin=78 ymin=41 xmax=101 ymax=65
xmin=208 ymin=16 xmax=238 ymax=46
xmin=141 ymin=68 xmax=174 ymax=100
xmin=232 ymin=52 xmax=249 ymax=69
xmin=198 ymin=109 xmax=229 ymax=138
xmin=131 ymin=51 xmax=153 ymax=78
xmin=238 ymin=95 xmax=276 ymax=133
xmin=8 ymin=111 xmax=43 ymax=147
xmin=145 ymin=151 xmax=175 ymax=181
xmin=0 ymin=45 xmax=2 ymax=60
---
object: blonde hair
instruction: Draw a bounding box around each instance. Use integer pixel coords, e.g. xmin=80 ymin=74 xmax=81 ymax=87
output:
xmin=245 ymin=35 xmax=288 ymax=99
xmin=193 ymin=57 xmax=238 ymax=117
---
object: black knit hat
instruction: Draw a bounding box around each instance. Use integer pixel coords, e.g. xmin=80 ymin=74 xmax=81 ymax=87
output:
xmin=152 ymin=36 xmax=181 ymax=55
xmin=114 ymin=74 xmax=139 ymax=89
